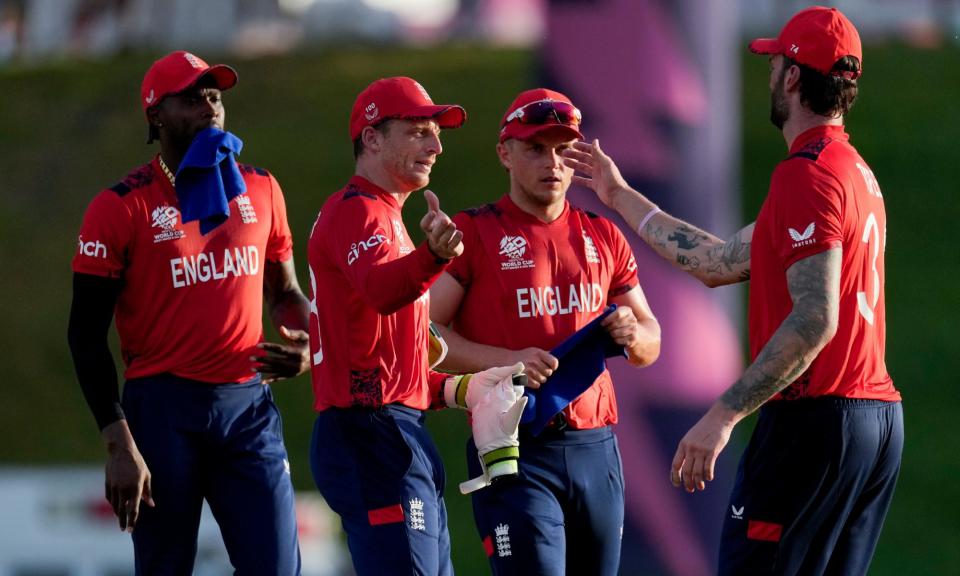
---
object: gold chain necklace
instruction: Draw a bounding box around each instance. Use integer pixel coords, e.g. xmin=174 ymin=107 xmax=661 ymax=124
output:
xmin=158 ymin=155 xmax=176 ymax=186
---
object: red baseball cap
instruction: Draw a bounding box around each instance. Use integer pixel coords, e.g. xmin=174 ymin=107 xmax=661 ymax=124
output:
xmin=749 ymin=6 xmax=862 ymax=78
xmin=141 ymin=51 xmax=238 ymax=112
xmin=499 ymin=88 xmax=583 ymax=144
xmin=349 ymin=77 xmax=466 ymax=140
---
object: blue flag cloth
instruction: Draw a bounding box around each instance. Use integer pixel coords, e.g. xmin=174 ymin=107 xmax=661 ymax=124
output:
xmin=520 ymin=305 xmax=626 ymax=436
xmin=175 ymin=127 xmax=246 ymax=235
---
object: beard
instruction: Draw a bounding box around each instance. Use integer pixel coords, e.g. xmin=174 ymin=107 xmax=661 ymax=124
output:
xmin=769 ymin=72 xmax=790 ymax=130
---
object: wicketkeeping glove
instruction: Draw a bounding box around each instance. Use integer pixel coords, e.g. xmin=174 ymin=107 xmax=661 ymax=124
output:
xmin=443 ymin=362 xmax=525 ymax=410
xmin=459 ymin=371 xmax=528 ymax=494
xmin=428 ymin=322 xmax=448 ymax=370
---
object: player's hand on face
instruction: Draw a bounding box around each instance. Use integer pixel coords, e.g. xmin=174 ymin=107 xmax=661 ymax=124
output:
xmin=102 ymin=420 xmax=154 ymax=532
xmin=601 ymin=305 xmax=640 ymax=348
xmin=514 ymin=347 xmax=559 ymax=389
xmin=421 ymin=189 xmax=463 ymax=260
xmin=562 ymin=139 xmax=630 ymax=208
xmin=670 ymin=407 xmax=735 ymax=493
xmin=253 ymin=325 xmax=310 ymax=383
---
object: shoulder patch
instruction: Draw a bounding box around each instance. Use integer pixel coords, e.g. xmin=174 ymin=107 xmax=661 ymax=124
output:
xmin=787 ymin=137 xmax=833 ymax=162
xmin=342 ymin=183 xmax=377 ymax=202
xmin=463 ymin=203 xmax=501 ymax=218
xmin=238 ymin=163 xmax=269 ymax=177
xmin=109 ymin=164 xmax=154 ymax=197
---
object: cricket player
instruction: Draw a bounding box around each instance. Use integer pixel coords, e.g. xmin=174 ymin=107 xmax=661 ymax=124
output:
xmin=429 ymin=88 xmax=662 ymax=575
xmin=565 ymin=7 xmax=903 ymax=574
xmin=67 ymin=51 xmax=309 ymax=574
xmin=307 ymin=76 xmax=526 ymax=575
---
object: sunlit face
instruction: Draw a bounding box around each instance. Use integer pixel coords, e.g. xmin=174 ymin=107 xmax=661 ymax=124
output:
xmin=377 ymin=118 xmax=443 ymax=192
xmin=154 ymin=76 xmax=225 ymax=151
xmin=769 ymin=55 xmax=790 ymax=130
xmin=499 ymin=132 xmax=575 ymax=209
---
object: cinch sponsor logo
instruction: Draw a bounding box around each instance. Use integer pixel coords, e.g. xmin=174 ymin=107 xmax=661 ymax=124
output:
xmin=170 ymin=245 xmax=259 ymax=288
xmin=77 ymin=236 xmax=107 ymax=258
xmin=347 ymin=230 xmax=389 ymax=266
xmin=516 ymin=283 xmax=604 ymax=318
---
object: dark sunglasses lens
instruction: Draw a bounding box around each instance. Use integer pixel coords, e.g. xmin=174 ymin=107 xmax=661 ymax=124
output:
xmin=521 ymin=101 xmax=579 ymax=125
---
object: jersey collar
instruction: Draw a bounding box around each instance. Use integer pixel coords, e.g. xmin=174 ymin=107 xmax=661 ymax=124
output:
xmin=789 ymin=124 xmax=849 ymax=155
xmin=497 ymin=193 xmax=570 ymax=227
xmin=348 ymin=175 xmax=402 ymax=211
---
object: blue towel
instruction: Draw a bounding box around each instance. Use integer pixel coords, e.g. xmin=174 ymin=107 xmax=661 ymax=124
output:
xmin=521 ymin=305 xmax=626 ymax=436
xmin=175 ymin=127 xmax=247 ymax=235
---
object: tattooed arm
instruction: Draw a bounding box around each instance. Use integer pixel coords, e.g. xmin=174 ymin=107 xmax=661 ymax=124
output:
xmin=564 ymin=139 xmax=752 ymax=287
xmin=669 ymin=247 xmax=841 ymax=492
xmin=641 ymin=217 xmax=753 ymax=287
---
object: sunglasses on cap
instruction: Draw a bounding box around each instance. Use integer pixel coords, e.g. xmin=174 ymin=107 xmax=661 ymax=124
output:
xmin=504 ymin=99 xmax=582 ymax=127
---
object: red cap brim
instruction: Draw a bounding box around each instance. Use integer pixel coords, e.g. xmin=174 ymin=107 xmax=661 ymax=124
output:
xmin=204 ymin=64 xmax=238 ymax=91
xmin=499 ymin=123 xmax=583 ymax=144
xmin=400 ymin=105 xmax=467 ymax=129
xmin=749 ymin=38 xmax=783 ymax=55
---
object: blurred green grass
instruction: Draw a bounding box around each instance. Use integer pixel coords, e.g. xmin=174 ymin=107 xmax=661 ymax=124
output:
xmin=0 ymin=44 xmax=956 ymax=574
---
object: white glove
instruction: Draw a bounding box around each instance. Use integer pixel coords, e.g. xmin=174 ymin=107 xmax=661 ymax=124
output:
xmin=443 ymin=362 xmax=525 ymax=410
xmin=460 ymin=370 xmax=528 ymax=494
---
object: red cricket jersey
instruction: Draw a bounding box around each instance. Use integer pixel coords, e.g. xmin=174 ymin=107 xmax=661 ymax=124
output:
xmin=446 ymin=195 xmax=640 ymax=429
xmin=750 ymin=125 xmax=899 ymax=401
xmin=307 ymin=176 xmax=449 ymax=412
xmin=72 ymin=157 xmax=294 ymax=383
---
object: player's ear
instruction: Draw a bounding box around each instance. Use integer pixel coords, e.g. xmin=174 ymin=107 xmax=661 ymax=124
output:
xmin=361 ymin=125 xmax=382 ymax=154
xmin=496 ymin=141 xmax=512 ymax=172
xmin=784 ymin=63 xmax=802 ymax=93
xmin=146 ymin=105 xmax=161 ymax=129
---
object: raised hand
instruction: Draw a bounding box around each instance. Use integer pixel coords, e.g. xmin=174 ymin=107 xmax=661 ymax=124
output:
xmin=420 ymin=189 xmax=463 ymax=260
xmin=562 ymin=139 xmax=631 ymax=208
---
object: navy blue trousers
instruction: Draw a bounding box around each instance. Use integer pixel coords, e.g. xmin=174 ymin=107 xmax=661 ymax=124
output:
xmin=467 ymin=426 xmax=624 ymax=576
xmin=123 ymin=374 xmax=300 ymax=575
xmin=719 ymin=398 xmax=904 ymax=576
xmin=310 ymin=405 xmax=452 ymax=576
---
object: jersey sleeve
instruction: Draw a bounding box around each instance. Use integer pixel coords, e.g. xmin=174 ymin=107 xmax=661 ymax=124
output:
xmin=427 ymin=370 xmax=451 ymax=410
xmin=769 ymin=159 xmax=844 ymax=270
xmin=72 ymin=190 xmax=133 ymax=279
xmin=604 ymin=220 xmax=640 ymax=298
xmin=328 ymin=195 xmax=448 ymax=315
xmin=445 ymin=212 xmax=477 ymax=288
xmin=265 ymin=172 xmax=294 ymax=263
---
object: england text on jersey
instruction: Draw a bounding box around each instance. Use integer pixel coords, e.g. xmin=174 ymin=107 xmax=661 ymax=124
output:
xmin=170 ymin=245 xmax=260 ymax=288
